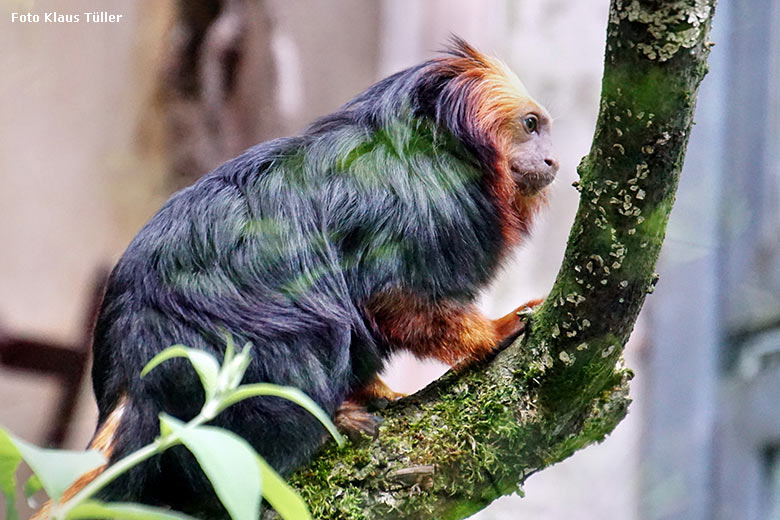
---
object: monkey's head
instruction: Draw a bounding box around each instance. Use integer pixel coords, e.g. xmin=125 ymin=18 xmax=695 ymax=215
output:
xmin=431 ymin=38 xmax=559 ymax=198
xmin=508 ymin=98 xmax=558 ymax=196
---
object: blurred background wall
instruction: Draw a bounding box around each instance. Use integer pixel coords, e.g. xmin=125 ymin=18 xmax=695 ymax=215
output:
xmin=0 ymin=1 xmax=777 ymax=519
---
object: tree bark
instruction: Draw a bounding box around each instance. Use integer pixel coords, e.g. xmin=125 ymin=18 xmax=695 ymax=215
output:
xmin=282 ymin=1 xmax=718 ymax=518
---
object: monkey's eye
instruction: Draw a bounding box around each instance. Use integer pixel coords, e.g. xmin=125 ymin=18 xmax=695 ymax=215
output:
xmin=523 ymin=115 xmax=539 ymax=134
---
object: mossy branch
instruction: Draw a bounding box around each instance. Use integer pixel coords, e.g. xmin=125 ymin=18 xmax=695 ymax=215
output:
xmin=283 ymin=1 xmax=717 ymax=518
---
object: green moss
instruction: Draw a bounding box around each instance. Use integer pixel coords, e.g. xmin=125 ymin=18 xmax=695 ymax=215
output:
xmin=289 ymin=346 xmax=633 ymax=518
xmin=603 ymin=65 xmax=681 ymax=119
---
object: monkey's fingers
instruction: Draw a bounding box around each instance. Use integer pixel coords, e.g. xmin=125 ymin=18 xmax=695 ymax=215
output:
xmin=517 ymin=297 xmax=545 ymax=314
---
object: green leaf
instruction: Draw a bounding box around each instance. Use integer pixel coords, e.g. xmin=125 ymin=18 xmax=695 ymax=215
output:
xmin=23 ymin=473 xmax=43 ymax=498
xmin=220 ymin=384 xmax=344 ymax=446
xmin=0 ymin=428 xmax=22 ymax=520
xmin=66 ymin=500 xmax=199 ymax=519
xmin=159 ymin=416 xmax=261 ymax=520
xmin=141 ymin=345 xmax=220 ymax=400
xmin=159 ymin=416 xmax=174 ymax=438
xmin=222 ymin=343 xmax=253 ymax=389
xmin=256 ymin=456 xmax=311 ymax=520
xmin=223 ymin=333 xmax=236 ymax=363
xmin=10 ymin=436 xmax=105 ymax=502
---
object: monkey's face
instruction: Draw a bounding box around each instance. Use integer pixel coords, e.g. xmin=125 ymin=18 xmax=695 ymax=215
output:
xmin=508 ymin=105 xmax=558 ymax=195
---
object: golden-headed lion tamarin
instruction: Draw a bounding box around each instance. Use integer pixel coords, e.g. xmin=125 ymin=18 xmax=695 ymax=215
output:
xmin=57 ymin=37 xmax=558 ymax=517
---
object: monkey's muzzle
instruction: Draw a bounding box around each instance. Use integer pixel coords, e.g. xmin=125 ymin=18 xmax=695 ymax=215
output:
xmin=510 ymin=160 xmax=558 ymax=195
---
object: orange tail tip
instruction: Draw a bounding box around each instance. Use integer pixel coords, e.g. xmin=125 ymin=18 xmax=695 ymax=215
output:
xmin=29 ymin=397 xmax=127 ymax=520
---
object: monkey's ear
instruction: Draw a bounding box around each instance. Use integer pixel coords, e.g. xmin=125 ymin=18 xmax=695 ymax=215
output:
xmin=442 ymin=35 xmax=488 ymax=65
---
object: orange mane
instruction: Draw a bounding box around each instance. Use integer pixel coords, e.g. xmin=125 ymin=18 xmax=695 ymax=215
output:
xmin=433 ymin=37 xmax=550 ymax=243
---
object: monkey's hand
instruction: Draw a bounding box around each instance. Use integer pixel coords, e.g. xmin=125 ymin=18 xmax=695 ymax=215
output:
xmin=492 ymin=297 xmax=545 ymax=349
xmin=352 ymin=374 xmax=406 ymax=410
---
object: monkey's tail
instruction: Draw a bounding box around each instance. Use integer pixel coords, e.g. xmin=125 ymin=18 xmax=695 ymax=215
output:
xmin=29 ymin=396 xmax=129 ymax=520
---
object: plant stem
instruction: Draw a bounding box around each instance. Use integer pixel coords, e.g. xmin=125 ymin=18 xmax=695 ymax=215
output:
xmin=53 ymin=443 xmax=159 ymax=519
xmin=53 ymin=409 xmax=214 ymax=519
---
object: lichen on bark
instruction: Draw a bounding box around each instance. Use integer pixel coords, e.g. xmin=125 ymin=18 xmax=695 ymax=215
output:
xmin=280 ymin=1 xmax=717 ymax=518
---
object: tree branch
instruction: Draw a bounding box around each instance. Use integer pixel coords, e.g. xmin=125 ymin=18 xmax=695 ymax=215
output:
xmin=284 ymin=1 xmax=717 ymax=518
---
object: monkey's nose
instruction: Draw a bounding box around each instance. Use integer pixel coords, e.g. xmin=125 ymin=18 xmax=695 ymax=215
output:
xmin=544 ymin=157 xmax=559 ymax=171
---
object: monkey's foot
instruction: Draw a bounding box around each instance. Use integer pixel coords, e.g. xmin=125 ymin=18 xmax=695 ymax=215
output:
xmin=334 ymin=400 xmax=384 ymax=442
xmin=352 ymin=375 xmax=406 ymax=411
